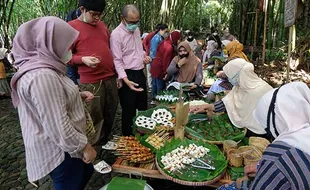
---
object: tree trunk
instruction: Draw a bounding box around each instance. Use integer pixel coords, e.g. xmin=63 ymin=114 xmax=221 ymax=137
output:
xmin=277 ymin=0 xmax=285 ymax=47
xmin=267 ymin=0 xmax=275 ymax=51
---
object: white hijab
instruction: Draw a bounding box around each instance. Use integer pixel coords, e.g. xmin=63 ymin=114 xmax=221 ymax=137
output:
xmin=253 ymin=82 xmax=310 ymax=155
xmin=222 ymin=58 xmax=273 ymax=134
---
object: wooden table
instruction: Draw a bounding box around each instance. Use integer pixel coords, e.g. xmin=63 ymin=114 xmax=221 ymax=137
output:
xmin=112 ymin=158 xmax=232 ymax=188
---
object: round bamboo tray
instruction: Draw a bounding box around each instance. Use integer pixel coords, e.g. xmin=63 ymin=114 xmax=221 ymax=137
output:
xmin=249 ymin=137 xmax=270 ymax=153
xmin=155 ymin=158 xmax=226 ymax=186
xmin=185 ymin=128 xmax=247 ymax=145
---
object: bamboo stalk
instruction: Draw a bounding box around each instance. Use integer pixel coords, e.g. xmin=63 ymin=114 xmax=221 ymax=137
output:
xmin=262 ymin=2 xmax=268 ymax=64
xmin=254 ymin=9 xmax=259 ymax=48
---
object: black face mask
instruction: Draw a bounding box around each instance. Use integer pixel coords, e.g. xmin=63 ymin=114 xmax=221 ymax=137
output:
xmin=179 ymin=53 xmax=189 ymax=59
xmin=187 ymin=37 xmax=194 ymax=42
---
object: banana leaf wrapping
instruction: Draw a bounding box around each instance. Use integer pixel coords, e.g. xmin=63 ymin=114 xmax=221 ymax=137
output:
xmin=185 ymin=114 xmax=246 ymax=143
xmin=155 ymin=90 xmax=187 ymax=105
xmin=156 ymin=138 xmax=228 ymax=182
xmin=132 ymin=106 xmax=175 ymax=135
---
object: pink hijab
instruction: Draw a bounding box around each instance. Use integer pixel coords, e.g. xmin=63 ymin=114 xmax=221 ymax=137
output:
xmin=10 ymin=16 xmax=79 ymax=107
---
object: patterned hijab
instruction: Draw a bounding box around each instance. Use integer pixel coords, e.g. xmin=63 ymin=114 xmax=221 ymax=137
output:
xmin=10 ymin=16 xmax=79 ymax=107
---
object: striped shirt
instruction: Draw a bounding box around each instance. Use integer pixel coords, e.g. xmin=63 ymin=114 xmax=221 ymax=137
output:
xmin=250 ymin=141 xmax=310 ymax=190
xmin=214 ymin=100 xmax=226 ymax=113
xmin=16 ymin=68 xmax=88 ymax=182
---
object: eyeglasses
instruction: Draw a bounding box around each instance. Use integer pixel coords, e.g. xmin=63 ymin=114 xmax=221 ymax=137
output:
xmin=123 ymin=17 xmax=140 ymax=25
xmin=86 ymin=10 xmax=102 ymax=19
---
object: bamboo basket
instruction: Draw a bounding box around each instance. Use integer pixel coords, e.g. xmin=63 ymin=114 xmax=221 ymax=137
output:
xmin=223 ymin=140 xmax=238 ymax=155
xmin=227 ymin=149 xmax=243 ymax=167
xmin=238 ymin=146 xmax=253 ymax=154
xmin=249 ymin=137 xmax=270 ymax=153
xmin=243 ymin=146 xmax=262 ymax=166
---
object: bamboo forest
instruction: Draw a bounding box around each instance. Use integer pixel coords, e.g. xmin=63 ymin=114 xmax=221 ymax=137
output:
xmin=0 ymin=0 xmax=310 ymax=190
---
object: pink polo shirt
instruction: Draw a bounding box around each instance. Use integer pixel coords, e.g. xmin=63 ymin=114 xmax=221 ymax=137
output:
xmin=110 ymin=23 xmax=144 ymax=79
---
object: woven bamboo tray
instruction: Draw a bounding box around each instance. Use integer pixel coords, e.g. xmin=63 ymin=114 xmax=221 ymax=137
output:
xmin=112 ymin=158 xmax=232 ymax=188
xmin=155 ymin=158 xmax=226 ymax=186
xmin=185 ymin=128 xmax=247 ymax=145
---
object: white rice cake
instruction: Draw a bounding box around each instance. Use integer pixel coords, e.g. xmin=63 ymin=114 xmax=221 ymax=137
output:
xmin=151 ymin=109 xmax=173 ymax=123
xmin=135 ymin=116 xmax=156 ymax=130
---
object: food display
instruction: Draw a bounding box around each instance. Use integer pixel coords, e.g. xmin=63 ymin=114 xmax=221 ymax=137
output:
xmin=156 ymin=138 xmax=227 ymax=182
xmin=135 ymin=116 xmax=157 ymax=130
xmin=114 ymin=136 xmax=154 ymax=163
xmin=155 ymin=91 xmax=187 ymax=104
xmin=189 ymin=100 xmax=208 ymax=106
xmin=161 ymin=144 xmax=210 ymax=173
xmin=133 ymin=106 xmax=175 ymax=134
xmin=185 ymin=114 xmax=245 ymax=143
xmin=151 ymin=109 xmax=173 ymax=127
xmin=145 ymin=130 xmax=170 ymax=150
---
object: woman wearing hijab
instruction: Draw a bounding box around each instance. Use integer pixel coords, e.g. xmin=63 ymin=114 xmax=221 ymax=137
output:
xmin=0 ymin=48 xmax=11 ymax=97
xmin=166 ymin=41 xmax=203 ymax=89
xmin=190 ymin=58 xmax=272 ymax=136
xmin=246 ymin=82 xmax=310 ymax=189
xmin=11 ymin=17 xmax=96 ymax=189
xmin=206 ymin=40 xmax=249 ymax=98
xmin=202 ymin=40 xmax=218 ymax=64
xmin=226 ymin=40 xmax=249 ymax=62
xmin=150 ymin=30 xmax=181 ymax=99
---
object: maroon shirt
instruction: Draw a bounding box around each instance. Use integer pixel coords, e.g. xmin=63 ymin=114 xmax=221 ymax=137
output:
xmin=142 ymin=31 xmax=157 ymax=56
xmin=69 ymin=19 xmax=115 ymax=84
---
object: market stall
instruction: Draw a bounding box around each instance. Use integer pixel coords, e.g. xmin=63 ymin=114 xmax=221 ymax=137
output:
xmin=102 ymin=89 xmax=270 ymax=189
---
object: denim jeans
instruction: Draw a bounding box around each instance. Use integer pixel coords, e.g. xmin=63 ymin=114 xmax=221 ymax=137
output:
xmin=50 ymin=153 xmax=94 ymax=190
xmin=66 ymin=65 xmax=80 ymax=85
xmin=151 ymin=78 xmax=165 ymax=99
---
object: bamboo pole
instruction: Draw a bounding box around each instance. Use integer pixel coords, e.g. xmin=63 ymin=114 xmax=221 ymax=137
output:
xmin=254 ymin=9 xmax=259 ymax=48
xmin=286 ymin=25 xmax=293 ymax=83
xmin=262 ymin=4 xmax=268 ymax=64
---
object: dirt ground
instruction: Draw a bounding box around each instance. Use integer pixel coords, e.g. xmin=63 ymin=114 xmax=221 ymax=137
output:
xmin=0 ymin=97 xmax=215 ymax=190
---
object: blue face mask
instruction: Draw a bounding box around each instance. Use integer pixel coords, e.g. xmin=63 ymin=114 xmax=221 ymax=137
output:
xmin=228 ymin=73 xmax=239 ymax=86
xmin=126 ymin=23 xmax=139 ymax=32
xmin=162 ymin=33 xmax=169 ymax=39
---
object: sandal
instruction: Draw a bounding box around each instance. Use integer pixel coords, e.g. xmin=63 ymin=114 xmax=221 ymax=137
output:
xmin=94 ymin=160 xmax=112 ymax=174
xmin=102 ymin=141 xmax=118 ymax=150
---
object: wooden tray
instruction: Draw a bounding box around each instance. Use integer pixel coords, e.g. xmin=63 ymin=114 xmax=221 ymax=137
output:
xmin=112 ymin=158 xmax=232 ymax=188
xmin=112 ymin=158 xmax=166 ymax=179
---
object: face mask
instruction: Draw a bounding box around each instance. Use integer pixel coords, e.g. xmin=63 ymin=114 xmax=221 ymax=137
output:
xmin=228 ymin=72 xmax=239 ymax=86
xmin=83 ymin=10 xmax=87 ymax=23
xmin=162 ymin=33 xmax=169 ymax=39
xmin=179 ymin=53 xmax=189 ymax=59
xmin=61 ymin=50 xmax=72 ymax=64
xmin=126 ymin=23 xmax=139 ymax=32
xmin=187 ymin=36 xmax=194 ymax=42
